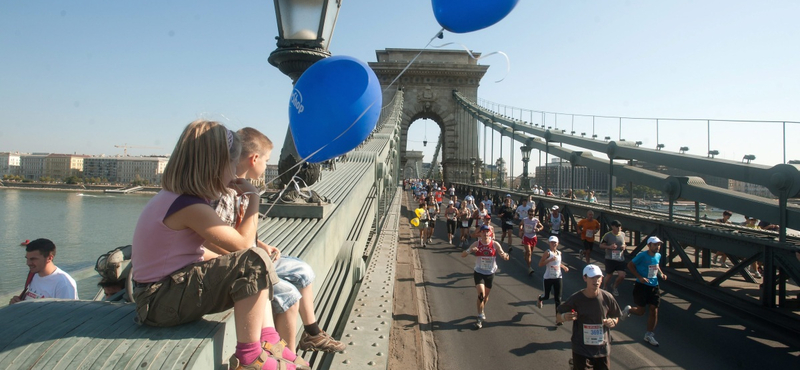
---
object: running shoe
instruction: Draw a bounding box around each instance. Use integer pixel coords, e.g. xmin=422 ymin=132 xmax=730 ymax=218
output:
xmin=537 ymin=297 xmax=543 ymax=309
xmin=478 ymin=313 xmax=486 ymax=321
xmin=528 ymin=266 xmax=535 ymax=275
xmin=644 ymin=334 xmax=660 ymax=347
xmin=754 ymin=271 xmax=762 ymax=279
xmin=612 ymin=288 xmax=620 ymax=297
xmin=620 ymin=305 xmax=631 ymax=321
xmin=556 ymin=322 xmax=563 ymax=326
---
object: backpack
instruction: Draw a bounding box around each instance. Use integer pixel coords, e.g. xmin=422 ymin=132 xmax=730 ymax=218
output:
xmin=95 ymin=245 xmax=132 ymax=283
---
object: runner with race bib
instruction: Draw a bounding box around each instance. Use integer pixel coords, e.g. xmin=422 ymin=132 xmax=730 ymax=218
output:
xmin=461 ymin=225 xmax=510 ymax=329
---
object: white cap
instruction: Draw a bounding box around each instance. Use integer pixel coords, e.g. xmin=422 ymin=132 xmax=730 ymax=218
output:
xmin=449 ymin=200 xmax=454 ymax=204
xmin=548 ymin=236 xmax=559 ymax=243
xmin=647 ymin=236 xmax=662 ymax=244
xmin=583 ymin=264 xmax=604 ymax=278
xmin=551 ymin=205 xmax=559 ymax=210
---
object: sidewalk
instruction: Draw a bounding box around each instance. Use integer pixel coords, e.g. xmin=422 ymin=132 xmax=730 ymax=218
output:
xmin=387 ymin=192 xmax=436 ymax=370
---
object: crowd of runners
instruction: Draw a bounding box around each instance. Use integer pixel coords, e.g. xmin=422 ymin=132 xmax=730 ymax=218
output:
xmin=405 ymin=179 xmax=668 ymax=369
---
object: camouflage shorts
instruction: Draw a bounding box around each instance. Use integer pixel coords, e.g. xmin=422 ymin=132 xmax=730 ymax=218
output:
xmin=134 ymin=248 xmax=278 ymax=327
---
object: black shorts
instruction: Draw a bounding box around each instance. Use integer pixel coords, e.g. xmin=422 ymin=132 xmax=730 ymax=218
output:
xmin=473 ymin=271 xmax=495 ymax=289
xmin=446 ymin=220 xmax=457 ymax=234
xmin=583 ymin=240 xmax=594 ymax=251
xmin=501 ymin=222 xmax=514 ymax=232
xmin=428 ymin=219 xmax=436 ymax=228
xmin=632 ymin=282 xmax=661 ymax=307
xmin=605 ymin=259 xmax=627 ymax=274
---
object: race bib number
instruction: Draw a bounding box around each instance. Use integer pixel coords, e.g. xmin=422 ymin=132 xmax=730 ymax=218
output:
xmin=461 ymin=221 xmax=469 ymax=228
xmin=586 ymin=230 xmax=594 ymax=238
xmin=611 ymin=249 xmax=624 ymax=261
xmin=548 ymin=265 xmax=559 ymax=276
xmin=583 ymin=324 xmax=605 ymax=345
xmin=479 ymin=257 xmax=494 ymax=271
xmin=524 ymin=224 xmax=534 ymax=234
xmin=648 ymin=264 xmax=659 ymax=279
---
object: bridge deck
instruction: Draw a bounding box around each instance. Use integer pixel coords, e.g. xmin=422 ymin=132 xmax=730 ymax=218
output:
xmin=0 ymin=300 xmax=232 ymax=370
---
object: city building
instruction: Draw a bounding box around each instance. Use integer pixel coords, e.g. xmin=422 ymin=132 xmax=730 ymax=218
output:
xmin=44 ymin=154 xmax=88 ymax=180
xmin=534 ymin=159 xmax=612 ymax=195
xmin=0 ymin=152 xmax=21 ymax=176
xmin=20 ymin=154 xmax=49 ymax=180
xmin=83 ymin=156 xmax=168 ymax=184
xmin=728 ymin=179 xmax=774 ymax=198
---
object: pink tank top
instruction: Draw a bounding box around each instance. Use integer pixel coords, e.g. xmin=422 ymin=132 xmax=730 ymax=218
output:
xmin=132 ymin=190 xmax=208 ymax=283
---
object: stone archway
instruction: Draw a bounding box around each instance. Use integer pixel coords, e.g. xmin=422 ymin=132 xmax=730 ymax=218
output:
xmin=369 ymin=49 xmax=488 ymax=185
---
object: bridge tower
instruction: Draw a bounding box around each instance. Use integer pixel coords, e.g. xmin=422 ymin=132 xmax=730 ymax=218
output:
xmin=369 ymin=49 xmax=488 ymax=185
xmin=404 ymin=150 xmax=424 ymax=179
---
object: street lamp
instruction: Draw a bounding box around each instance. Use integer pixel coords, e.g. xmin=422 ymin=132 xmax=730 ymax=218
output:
xmin=708 ymin=150 xmax=719 ymax=158
xmin=656 ymin=143 xmax=665 ymax=151
xmin=635 ymin=141 xmax=643 ymax=147
xmin=269 ymin=0 xmax=342 ymax=202
xmin=520 ymin=145 xmax=532 ymax=191
xmin=269 ymin=0 xmax=341 ymax=81
xmin=743 ymin=154 xmax=756 ymax=164
xmin=470 ymin=157 xmax=476 ymax=184
xmin=679 ymin=146 xmax=689 ymax=154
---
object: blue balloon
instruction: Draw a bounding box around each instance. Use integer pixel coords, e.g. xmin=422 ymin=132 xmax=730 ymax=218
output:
xmin=432 ymin=0 xmax=519 ymax=33
xmin=289 ymin=55 xmax=382 ymax=164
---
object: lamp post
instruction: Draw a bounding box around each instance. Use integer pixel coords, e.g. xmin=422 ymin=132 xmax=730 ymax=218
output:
xmin=470 ymin=157 xmax=476 ymax=184
xmin=520 ymin=145 xmax=531 ymax=191
xmin=269 ymin=0 xmax=342 ymax=201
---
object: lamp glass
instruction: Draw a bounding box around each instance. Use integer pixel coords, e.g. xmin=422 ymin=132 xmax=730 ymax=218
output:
xmin=275 ymin=0 xmax=340 ymax=50
xmin=520 ymin=145 xmax=531 ymax=161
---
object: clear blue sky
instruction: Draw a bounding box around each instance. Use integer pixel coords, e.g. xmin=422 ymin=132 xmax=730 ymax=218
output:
xmin=2 ymin=1 xmax=798 ymax=171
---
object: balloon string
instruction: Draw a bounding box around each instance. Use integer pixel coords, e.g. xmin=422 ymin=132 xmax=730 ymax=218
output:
xmin=430 ymin=42 xmax=510 ymax=83
xmin=259 ymin=164 xmax=303 ymax=218
xmin=261 ymin=28 xmax=447 ymax=218
xmin=381 ymin=28 xmax=445 ymax=94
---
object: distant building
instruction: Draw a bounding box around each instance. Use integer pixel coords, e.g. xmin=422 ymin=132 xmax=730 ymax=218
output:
xmin=728 ymin=179 xmax=774 ymax=198
xmin=84 ymin=156 xmax=168 ymax=184
xmin=534 ymin=159 xmax=612 ymax=195
xmin=264 ymin=164 xmax=278 ymax=188
xmin=0 ymin=152 xmax=21 ymax=176
xmin=44 ymin=154 xmax=88 ymax=180
xmin=20 ymin=154 xmax=48 ymax=180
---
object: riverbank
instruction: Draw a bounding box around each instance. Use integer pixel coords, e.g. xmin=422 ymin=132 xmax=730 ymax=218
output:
xmin=0 ymin=182 xmax=159 ymax=194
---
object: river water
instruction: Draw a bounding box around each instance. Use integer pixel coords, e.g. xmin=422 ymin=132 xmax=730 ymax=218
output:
xmin=0 ymin=188 xmax=153 ymax=304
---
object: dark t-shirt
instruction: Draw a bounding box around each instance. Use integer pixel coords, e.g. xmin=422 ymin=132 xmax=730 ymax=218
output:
xmin=499 ymin=205 xmax=515 ymax=225
xmin=557 ymin=289 xmax=622 ymax=358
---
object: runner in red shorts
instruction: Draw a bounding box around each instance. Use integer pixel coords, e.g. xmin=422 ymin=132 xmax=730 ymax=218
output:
xmin=519 ymin=208 xmax=543 ymax=275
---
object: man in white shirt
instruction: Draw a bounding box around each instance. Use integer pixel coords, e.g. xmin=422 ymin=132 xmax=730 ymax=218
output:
xmin=9 ymin=238 xmax=77 ymax=304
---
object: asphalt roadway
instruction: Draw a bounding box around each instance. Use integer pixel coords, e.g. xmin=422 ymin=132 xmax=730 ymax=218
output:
xmin=396 ymin=193 xmax=799 ymax=370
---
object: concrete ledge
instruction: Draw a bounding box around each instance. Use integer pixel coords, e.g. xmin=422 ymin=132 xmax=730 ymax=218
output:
xmin=259 ymin=201 xmax=335 ymax=219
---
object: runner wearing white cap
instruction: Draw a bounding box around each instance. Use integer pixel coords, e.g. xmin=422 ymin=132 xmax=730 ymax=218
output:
xmin=557 ymin=264 xmax=623 ymax=370
xmin=462 ymin=224 xmax=510 ymax=329
xmin=548 ymin=205 xmax=565 ymax=237
xmin=625 ymin=236 xmax=666 ymax=346
xmin=537 ymin=236 xmax=569 ymax=325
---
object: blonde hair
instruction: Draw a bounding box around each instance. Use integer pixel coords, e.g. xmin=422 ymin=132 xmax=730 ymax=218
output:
xmin=237 ymin=127 xmax=273 ymax=159
xmin=162 ymin=120 xmax=242 ymax=200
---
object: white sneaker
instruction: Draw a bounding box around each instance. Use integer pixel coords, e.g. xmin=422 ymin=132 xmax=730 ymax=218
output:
xmin=612 ymin=288 xmax=620 ymax=297
xmin=620 ymin=305 xmax=631 ymax=321
xmin=478 ymin=313 xmax=486 ymax=321
xmin=754 ymin=272 xmax=762 ymax=278
xmin=644 ymin=334 xmax=660 ymax=346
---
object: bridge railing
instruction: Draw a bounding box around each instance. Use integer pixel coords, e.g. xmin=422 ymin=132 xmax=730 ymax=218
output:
xmin=255 ymin=90 xmax=404 ymax=368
